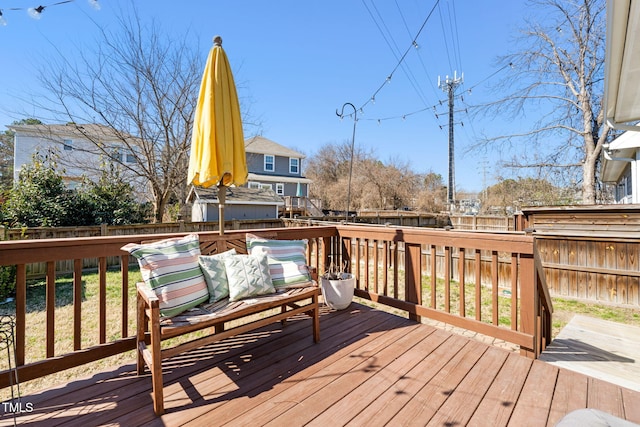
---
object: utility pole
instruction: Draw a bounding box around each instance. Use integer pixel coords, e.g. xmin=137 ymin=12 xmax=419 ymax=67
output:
xmin=438 ymin=71 xmax=463 ymax=212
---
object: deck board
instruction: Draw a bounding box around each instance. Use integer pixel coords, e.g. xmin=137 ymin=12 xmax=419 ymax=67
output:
xmin=345 ymin=333 xmax=468 ymax=426
xmin=508 ymin=360 xmax=559 ymax=426
xmin=546 ymin=368 xmax=588 ymax=426
xmin=3 ymin=303 xmax=640 ymax=427
xmin=467 ymin=352 xmax=533 ymax=427
xmin=307 ymin=328 xmax=451 ymax=427
xmin=426 ymin=345 xmax=510 ymax=426
xmin=387 ymin=339 xmax=489 ymax=424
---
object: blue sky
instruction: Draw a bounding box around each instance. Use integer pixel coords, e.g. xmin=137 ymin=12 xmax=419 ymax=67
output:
xmin=0 ymin=0 xmax=534 ymax=193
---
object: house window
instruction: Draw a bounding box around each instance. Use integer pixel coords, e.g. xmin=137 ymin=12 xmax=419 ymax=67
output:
xmin=249 ymin=182 xmax=272 ymax=191
xmin=617 ymin=167 xmax=633 ymax=202
xmin=126 ymin=151 xmax=136 ymax=163
xmin=275 ymin=183 xmax=284 ymax=195
xmin=264 ymin=155 xmax=274 ymax=172
xmin=63 ymin=139 xmax=73 ymax=151
xmin=110 ymin=146 xmax=122 ymax=162
xmin=290 ymin=158 xmax=299 ymax=174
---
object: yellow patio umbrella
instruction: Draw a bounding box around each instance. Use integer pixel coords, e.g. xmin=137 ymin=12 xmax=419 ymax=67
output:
xmin=188 ymin=36 xmax=248 ymax=235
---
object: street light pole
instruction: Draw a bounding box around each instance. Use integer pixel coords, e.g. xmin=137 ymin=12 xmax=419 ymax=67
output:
xmin=336 ymin=102 xmax=357 ymax=222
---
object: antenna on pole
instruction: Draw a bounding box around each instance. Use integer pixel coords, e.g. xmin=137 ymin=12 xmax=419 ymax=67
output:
xmin=438 ymin=71 xmax=464 ymax=212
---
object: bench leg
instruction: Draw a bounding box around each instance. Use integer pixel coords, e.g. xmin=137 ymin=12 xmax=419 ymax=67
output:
xmin=280 ymin=303 xmax=287 ymax=325
xmin=136 ymin=294 xmax=147 ymax=375
xmin=149 ymin=306 xmax=164 ymax=415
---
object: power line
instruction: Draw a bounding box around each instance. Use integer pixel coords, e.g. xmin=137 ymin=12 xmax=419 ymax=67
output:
xmin=364 ymin=0 xmax=431 ymax=108
xmin=356 ymin=63 xmax=513 ymax=124
xmin=437 ymin=2 xmax=454 ymax=74
xmin=356 ymin=0 xmax=440 ymax=114
xmin=0 ymin=0 xmax=100 ymax=25
xmin=447 ymin=0 xmax=464 ymax=75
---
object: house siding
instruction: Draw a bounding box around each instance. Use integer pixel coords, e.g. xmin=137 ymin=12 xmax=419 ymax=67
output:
xmin=11 ymin=124 xmax=147 ymax=200
xmin=245 ymin=152 xmax=300 ymax=177
xmin=205 ymin=203 xmax=279 ymax=221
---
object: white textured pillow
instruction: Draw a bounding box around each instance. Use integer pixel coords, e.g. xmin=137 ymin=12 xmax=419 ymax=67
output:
xmin=198 ymin=249 xmax=236 ymax=303
xmin=224 ymin=254 xmax=275 ymax=302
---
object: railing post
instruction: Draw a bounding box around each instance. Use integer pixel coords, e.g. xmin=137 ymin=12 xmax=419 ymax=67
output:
xmin=322 ymin=236 xmax=331 ymax=276
xmin=15 ymin=265 xmax=26 ymax=366
xmin=519 ymin=252 xmax=537 ymax=358
xmin=405 ymin=243 xmax=422 ymax=323
xmin=46 ymin=261 xmax=56 ymax=358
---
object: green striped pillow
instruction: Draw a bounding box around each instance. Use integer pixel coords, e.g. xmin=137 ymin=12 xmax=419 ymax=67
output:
xmin=122 ymin=234 xmax=209 ymax=317
xmin=245 ymin=234 xmax=312 ymax=288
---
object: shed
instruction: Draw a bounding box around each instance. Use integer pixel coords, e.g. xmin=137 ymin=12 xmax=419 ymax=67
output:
xmin=187 ymin=186 xmax=284 ymax=222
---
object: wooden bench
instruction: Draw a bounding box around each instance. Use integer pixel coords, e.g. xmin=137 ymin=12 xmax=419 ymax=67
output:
xmin=136 ymin=279 xmax=320 ymax=415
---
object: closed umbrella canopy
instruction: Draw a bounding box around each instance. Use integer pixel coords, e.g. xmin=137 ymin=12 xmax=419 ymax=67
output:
xmin=605 ymin=0 xmax=640 ymax=130
xmin=188 ymin=36 xmax=247 ymax=188
xmin=188 ymin=36 xmax=247 ymax=234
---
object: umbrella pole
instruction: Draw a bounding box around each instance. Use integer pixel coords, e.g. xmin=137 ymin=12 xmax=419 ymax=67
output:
xmin=218 ymin=185 xmax=226 ymax=235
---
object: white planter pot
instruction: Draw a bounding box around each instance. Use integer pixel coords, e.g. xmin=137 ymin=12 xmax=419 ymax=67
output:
xmin=320 ymin=273 xmax=355 ymax=310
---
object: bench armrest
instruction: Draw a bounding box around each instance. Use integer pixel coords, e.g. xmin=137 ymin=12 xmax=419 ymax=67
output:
xmin=137 ymin=281 xmax=159 ymax=307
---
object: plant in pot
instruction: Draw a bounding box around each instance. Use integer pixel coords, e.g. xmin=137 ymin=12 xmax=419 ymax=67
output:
xmin=321 ymin=260 xmax=355 ymax=310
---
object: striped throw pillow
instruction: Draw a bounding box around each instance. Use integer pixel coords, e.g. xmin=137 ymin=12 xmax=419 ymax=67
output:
xmin=122 ymin=234 xmax=209 ymax=317
xmin=246 ymin=234 xmax=312 ymax=288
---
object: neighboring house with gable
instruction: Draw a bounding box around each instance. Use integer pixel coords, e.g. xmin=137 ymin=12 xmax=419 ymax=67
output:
xmin=601 ymin=130 xmax=640 ymax=204
xmin=9 ymin=122 xmax=142 ymax=191
xmin=244 ymin=136 xmax=311 ymax=198
xmin=188 ymin=136 xmax=317 ymax=221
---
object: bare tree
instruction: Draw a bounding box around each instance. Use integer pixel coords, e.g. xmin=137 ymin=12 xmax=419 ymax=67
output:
xmin=305 ymin=140 xmax=372 ymax=212
xmin=473 ymin=0 xmax=608 ymax=204
xmin=359 ymin=157 xmax=420 ymax=210
xmin=306 ymin=141 xmax=422 ymax=212
xmin=415 ymin=171 xmax=447 ymax=212
xmin=33 ymin=9 xmax=202 ymax=221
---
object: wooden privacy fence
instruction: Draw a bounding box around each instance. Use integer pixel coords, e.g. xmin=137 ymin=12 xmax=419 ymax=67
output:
xmin=0 ymin=224 xmax=552 ymax=391
xmin=519 ymin=205 xmax=640 ymax=307
xmin=449 ymin=214 xmax=515 ymax=231
xmin=535 ymin=234 xmax=640 ymax=306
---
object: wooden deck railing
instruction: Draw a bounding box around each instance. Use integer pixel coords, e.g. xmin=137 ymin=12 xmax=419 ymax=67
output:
xmin=332 ymin=224 xmax=553 ymax=358
xmin=0 ymin=224 xmax=552 ymax=390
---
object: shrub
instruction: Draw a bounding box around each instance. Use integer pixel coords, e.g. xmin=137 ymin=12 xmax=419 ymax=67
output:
xmin=0 ymin=265 xmax=17 ymax=302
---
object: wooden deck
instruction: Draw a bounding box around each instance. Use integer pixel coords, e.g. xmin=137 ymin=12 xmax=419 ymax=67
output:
xmin=3 ymin=304 xmax=640 ymax=427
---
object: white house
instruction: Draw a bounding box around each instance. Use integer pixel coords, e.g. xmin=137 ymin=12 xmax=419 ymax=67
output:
xmin=601 ymin=131 xmax=640 ymax=204
xmin=602 ymin=0 xmax=640 ymax=204
xmin=9 ymin=122 xmax=140 ymax=190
